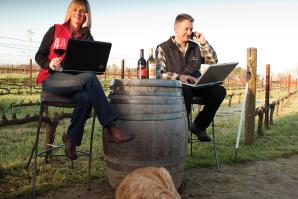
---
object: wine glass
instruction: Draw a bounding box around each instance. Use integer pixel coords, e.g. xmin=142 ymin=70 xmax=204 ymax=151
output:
xmin=53 ymin=38 xmax=66 ymax=57
xmin=53 ymin=38 xmax=66 ymax=71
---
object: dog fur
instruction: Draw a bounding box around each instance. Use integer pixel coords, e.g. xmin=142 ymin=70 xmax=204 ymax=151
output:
xmin=115 ymin=166 xmax=181 ymax=199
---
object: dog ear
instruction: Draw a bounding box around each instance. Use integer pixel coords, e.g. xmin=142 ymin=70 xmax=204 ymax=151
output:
xmin=157 ymin=167 xmax=182 ymax=199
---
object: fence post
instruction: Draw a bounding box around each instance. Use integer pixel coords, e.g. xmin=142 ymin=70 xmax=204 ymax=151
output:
xmin=29 ymin=59 xmax=32 ymax=95
xmin=265 ymin=64 xmax=270 ymax=129
xmin=261 ymin=77 xmax=264 ymax=88
xmin=256 ymin=107 xmax=264 ymax=136
xmin=128 ymin=69 xmax=131 ymax=79
xmin=121 ymin=59 xmax=125 ymax=79
xmin=296 ymin=78 xmax=297 ymax=91
xmin=288 ymin=74 xmax=291 ymax=94
xmin=245 ymin=47 xmax=257 ymax=145
xmin=269 ymin=103 xmax=275 ymax=125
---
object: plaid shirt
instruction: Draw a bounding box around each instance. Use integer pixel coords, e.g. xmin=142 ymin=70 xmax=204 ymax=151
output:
xmin=157 ymin=37 xmax=218 ymax=80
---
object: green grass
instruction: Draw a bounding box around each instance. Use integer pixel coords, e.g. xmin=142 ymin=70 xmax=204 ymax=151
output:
xmin=1 ymin=73 xmax=298 ymax=199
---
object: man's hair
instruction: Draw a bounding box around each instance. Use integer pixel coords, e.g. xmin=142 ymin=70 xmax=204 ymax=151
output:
xmin=174 ymin=13 xmax=194 ymax=25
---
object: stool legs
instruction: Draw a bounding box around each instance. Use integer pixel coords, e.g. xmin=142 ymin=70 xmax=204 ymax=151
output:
xmin=88 ymin=111 xmax=96 ymax=190
xmin=32 ymin=103 xmax=44 ymax=199
xmin=211 ymin=119 xmax=220 ymax=172
xmin=28 ymin=104 xmax=96 ymax=199
xmin=189 ymin=104 xmax=220 ymax=172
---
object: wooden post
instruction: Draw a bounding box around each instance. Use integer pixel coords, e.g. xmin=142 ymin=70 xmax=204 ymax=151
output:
xmin=245 ymin=48 xmax=257 ymax=145
xmin=121 ymin=59 xmax=125 ymax=79
xmin=288 ymin=74 xmax=291 ymax=94
xmin=261 ymin=77 xmax=264 ymax=88
xmin=128 ymin=69 xmax=131 ymax=79
xmin=29 ymin=59 xmax=32 ymax=95
xmin=296 ymin=78 xmax=297 ymax=91
xmin=264 ymin=64 xmax=270 ymax=129
xmin=256 ymin=108 xmax=264 ymax=136
xmin=269 ymin=103 xmax=275 ymax=125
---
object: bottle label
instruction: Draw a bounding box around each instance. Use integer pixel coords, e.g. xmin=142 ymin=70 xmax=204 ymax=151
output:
xmin=137 ymin=65 xmax=147 ymax=79
xmin=141 ymin=68 xmax=147 ymax=78
xmin=156 ymin=64 xmax=161 ymax=79
xmin=148 ymin=63 xmax=156 ymax=79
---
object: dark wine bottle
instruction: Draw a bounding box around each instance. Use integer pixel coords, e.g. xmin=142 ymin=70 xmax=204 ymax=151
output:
xmin=137 ymin=49 xmax=147 ymax=79
xmin=155 ymin=49 xmax=161 ymax=79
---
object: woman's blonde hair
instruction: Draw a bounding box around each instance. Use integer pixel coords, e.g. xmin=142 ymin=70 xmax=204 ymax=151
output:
xmin=64 ymin=0 xmax=92 ymax=29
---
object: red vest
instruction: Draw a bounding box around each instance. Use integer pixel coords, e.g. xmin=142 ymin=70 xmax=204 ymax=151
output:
xmin=35 ymin=23 xmax=71 ymax=84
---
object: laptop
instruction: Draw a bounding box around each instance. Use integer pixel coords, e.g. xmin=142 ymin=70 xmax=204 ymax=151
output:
xmin=182 ymin=62 xmax=238 ymax=87
xmin=56 ymin=38 xmax=112 ymax=74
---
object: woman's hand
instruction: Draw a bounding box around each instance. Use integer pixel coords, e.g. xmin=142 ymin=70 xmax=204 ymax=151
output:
xmin=49 ymin=57 xmax=62 ymax=70
xmin=82 ymin=13 xmax=90 ymax=28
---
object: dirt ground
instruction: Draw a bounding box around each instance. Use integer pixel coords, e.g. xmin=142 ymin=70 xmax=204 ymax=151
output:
xmin=39 ymin=155 xmax=298 ymax=199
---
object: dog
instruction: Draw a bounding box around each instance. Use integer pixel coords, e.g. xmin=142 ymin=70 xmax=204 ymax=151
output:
xmin=115 ymin=166 xmax=181 ymax=199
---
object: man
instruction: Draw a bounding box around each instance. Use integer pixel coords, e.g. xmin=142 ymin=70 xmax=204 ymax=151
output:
xmin=157 ymin=13 xmax=226 ymax=142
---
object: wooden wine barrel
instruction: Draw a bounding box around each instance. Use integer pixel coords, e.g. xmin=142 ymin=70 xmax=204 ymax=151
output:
xmin=103 ymin=79 xmax=188 ymax=188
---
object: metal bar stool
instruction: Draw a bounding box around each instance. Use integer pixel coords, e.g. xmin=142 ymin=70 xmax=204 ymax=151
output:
xmin=26 ymin=91 xmax=96 ymax=199
xmin=188 ymin=97 xmax=220 ymax=171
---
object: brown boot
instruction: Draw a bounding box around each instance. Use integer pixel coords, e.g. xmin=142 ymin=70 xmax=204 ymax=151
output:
xmin=62 ymin=133 xmax=78 ymax=160
xmin=107 ymin=123 xmax=134 ymax=143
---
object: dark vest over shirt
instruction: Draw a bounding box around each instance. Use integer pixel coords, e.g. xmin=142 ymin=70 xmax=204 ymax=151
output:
xmin=158 ymin=37 xmax=203 ymax=78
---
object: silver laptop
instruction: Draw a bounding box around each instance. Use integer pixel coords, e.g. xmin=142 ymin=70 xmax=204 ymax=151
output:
xmin=182 ymin=62 xmax=238 ymax=87
xmin=56 ymin=38 xmax=112 ymax=74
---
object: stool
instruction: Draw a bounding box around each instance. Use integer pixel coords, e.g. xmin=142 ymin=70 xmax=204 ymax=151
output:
xmin=188 ymin=97 xmax=220 ymax=171
xmin=26 ymin=91 xmax=96 ymax=199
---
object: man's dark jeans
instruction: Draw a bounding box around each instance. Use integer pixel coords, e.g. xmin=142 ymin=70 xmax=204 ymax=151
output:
xmin=182 ymin=84 xmax=226 ymax=131
xmin=42 ymin=72 xmax=117 ymax=146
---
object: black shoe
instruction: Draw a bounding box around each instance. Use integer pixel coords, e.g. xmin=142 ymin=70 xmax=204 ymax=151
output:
xmin=190 ymin=124 xmax=212 ymax=142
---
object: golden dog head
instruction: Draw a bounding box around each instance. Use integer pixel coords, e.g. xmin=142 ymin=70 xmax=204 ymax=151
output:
xmin=115 ymin=166 xmax=181 ymax=199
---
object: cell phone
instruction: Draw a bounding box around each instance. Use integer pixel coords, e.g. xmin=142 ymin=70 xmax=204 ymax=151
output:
xmin=191 ymin=32 xmax=196 ymax=38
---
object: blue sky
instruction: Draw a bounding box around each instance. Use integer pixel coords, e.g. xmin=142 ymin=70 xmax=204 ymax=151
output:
xmin=0 ymin=0 xmax=298 ymax=76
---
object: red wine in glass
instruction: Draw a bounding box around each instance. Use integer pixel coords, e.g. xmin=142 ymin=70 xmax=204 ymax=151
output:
xmin=53 ymin=38 xmax=66 ymax=57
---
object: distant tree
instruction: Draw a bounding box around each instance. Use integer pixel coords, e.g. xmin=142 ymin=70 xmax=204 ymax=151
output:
xmin=107 ymin=64 xmax=118 ymax=72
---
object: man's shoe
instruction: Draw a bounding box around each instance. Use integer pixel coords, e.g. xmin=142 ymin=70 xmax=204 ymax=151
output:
xmin=196 ymin=130 xmax=212 ymax=142
xmin=190 ymin=124 xmax=212 ymax=142
xmin=62 ymin=133 xmax=78 ymax=160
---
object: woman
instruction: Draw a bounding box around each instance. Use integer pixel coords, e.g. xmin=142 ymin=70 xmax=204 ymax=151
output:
xmin=35 ymin=0 xmax=134 ymax=160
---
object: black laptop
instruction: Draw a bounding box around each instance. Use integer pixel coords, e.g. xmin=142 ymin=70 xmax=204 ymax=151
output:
xmin=56 ymin=38 xmax=112 ymax=74
xmin=182 ymin=62 xmax=238 ymax=87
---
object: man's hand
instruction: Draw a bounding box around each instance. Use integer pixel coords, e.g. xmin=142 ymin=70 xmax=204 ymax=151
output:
xmin=193 ymin=32 xmax=206 ymax=46
xmin=179 ymin=75 xmax=197 ymax=84
xmin=49 ymin=57 xmax=62 ymax=70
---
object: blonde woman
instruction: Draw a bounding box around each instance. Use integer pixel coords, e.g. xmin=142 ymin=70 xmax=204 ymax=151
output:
xmin=35 ymin=0 xmax=134 ymax=160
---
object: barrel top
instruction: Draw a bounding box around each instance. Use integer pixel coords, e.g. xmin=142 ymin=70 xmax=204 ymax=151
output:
xmin=110 ymin=79 xmax=182 ymax=88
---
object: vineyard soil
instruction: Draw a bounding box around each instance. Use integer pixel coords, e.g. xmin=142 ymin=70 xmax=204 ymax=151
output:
xmin=38 ymin=155 xmax=298 ymax=199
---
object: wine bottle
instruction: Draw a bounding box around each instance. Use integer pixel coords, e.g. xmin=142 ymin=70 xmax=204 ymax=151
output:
xmin=155 ymin=49 xmax=161 ymax=79
xmin=137 ymin=49 xmax=147 ymax=79
xmin=147 ymin=48 xmax=156 ymax=79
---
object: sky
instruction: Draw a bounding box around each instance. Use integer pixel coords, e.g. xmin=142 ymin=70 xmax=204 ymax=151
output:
xmin=0 ymin=0 xmax=298 ymax=77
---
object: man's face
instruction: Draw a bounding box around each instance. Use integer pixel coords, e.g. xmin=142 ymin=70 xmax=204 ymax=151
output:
xmin=174 ymin=20 xmax=193 ymax=43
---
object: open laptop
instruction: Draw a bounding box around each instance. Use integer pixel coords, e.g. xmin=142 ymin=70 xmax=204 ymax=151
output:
xmin=56 ymin=38 xmax=112 ymax=74
xmin=182 ymin=62 xmax=238 ymax=87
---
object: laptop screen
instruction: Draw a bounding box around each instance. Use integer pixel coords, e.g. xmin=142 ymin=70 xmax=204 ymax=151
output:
xmin=194 ymin=62 xmax=238 ymax=86
xmin=61 ymin=38 xmax=112 ymax=74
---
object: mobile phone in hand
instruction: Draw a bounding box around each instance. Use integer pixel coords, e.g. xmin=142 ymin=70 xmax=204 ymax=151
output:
xmin=191 ymin=32 xmax=196 ymax=38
